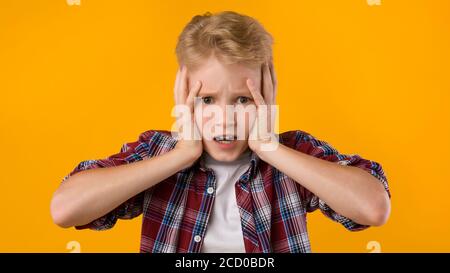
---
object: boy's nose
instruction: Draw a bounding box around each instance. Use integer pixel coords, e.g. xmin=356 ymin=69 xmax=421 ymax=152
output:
xmin=212 ymin=105 xmax=236 ymax=134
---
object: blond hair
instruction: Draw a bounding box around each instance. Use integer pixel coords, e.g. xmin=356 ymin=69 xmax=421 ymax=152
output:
xmin=176 ymin=11 xmax=273 ymax=68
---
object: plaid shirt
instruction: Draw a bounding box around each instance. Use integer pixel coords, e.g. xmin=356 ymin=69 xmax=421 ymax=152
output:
xmin=62 ymin=129 xmax=390 ymax=253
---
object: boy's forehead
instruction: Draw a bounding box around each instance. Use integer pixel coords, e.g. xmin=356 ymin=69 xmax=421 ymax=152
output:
xmin=188 ymin=56 xmax=261 ymax=89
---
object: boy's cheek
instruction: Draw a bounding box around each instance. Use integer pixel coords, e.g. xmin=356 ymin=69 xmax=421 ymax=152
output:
xmin=196 ymin=115 xmax=215 ymax=140
xmin=241 ymin=112 xmax=256 ymax=135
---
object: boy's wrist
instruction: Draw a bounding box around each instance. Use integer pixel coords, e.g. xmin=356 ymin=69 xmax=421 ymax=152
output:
xmin=251 ymin=139 xmax=281 ymax=160
xmin=171 ymin=146 xmax=202 ymax=169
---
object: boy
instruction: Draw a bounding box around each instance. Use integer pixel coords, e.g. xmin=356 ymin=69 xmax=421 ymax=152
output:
xmin=51 ymin=11 xmax=391 ymax=253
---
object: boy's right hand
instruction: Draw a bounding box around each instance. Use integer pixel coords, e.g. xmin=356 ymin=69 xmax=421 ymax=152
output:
xmin=172 ymin=66 xmax=203 ymax=162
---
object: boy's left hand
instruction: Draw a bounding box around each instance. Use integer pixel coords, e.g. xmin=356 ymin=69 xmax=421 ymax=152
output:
xmin=247 ymin=62 xmax=278 ymax=154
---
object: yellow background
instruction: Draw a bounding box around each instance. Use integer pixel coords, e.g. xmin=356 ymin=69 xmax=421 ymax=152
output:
xmin=1 ymin=0 xmax=449 ymax=252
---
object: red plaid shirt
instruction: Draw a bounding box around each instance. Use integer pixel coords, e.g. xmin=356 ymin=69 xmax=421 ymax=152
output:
xmin=62 ymin=129 xmax=390 ymax=253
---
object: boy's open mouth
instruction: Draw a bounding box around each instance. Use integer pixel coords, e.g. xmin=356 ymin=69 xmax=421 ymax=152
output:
xmin=213 ymin=134 xmax=237 ymax=144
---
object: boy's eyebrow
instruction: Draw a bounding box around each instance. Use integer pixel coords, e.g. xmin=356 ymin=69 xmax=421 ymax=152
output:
xmin=198 ymin=89 xmax=253 ymax=97
xmin=197 ymin=90 xmax=219 ymax=96
xmin=234 ymin=90 xmax=253 ymax=97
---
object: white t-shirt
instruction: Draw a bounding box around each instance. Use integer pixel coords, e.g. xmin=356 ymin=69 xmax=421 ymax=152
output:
xmin=200 ymin=149 xmax=252 ymax=253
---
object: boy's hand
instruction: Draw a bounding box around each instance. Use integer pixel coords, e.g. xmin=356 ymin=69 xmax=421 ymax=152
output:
xmin=172 ymin=66 xmax=203 ymax=162
xmin=247 ymin=62 xmax=278 ymax=154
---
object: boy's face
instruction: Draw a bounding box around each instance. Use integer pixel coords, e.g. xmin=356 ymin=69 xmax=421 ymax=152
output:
xmin=188 ymin=55 xmax=262 ymax=162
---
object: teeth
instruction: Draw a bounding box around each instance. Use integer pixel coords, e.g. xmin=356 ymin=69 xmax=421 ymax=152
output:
xmin=214 ymin=135 xmax=235 ymax=141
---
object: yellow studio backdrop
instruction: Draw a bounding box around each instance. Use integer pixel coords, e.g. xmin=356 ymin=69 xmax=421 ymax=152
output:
xmin=0 ymin=0 xmax=449 ymax=253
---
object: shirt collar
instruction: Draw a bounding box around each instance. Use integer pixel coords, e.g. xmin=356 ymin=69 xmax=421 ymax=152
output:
xmin=194 ymin=149 xmax=260 ymax=183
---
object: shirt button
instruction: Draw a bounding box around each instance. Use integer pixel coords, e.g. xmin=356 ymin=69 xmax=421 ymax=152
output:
xmin=207 ymin=187 xmax=214 ymax=194
xmin=194 ymin=235 xmax=202 ymax=243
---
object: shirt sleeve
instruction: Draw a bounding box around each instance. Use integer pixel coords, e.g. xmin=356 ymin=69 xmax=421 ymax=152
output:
xmin=60 ymin=130 xmax=159 ymax=231
xmin=280 ymin=130 xmax=391 ymax=232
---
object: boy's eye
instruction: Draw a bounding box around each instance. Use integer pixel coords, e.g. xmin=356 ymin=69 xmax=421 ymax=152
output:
xmin=202 ymin=96 xmax=213 ymax=104
xmin=237 ymin=96 xmax=251 ymax=104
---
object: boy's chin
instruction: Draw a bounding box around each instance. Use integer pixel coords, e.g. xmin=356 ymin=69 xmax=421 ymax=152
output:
xmin=203 ymin=140 xmax=248 ymax=162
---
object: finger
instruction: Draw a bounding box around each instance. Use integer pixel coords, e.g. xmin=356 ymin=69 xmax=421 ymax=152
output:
xmin=269 ymin=61 xmax=277 ymax=90
xmin=269 ymin=61 xmax=277 ymax=104
xmin=174 ymin=67 xmax=182 ymax=104
xmin=246 ymin=78 xmax=265 ymax=106
xmin=248 ymin=78 xmax=272 ymax=134
xmin=179 ymin=66 xmax=188 ymax=104
xmin=262 ymin=62 xmax=273 ymax=104
xmin=186 ymin=80 xmax=202 ymax=111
